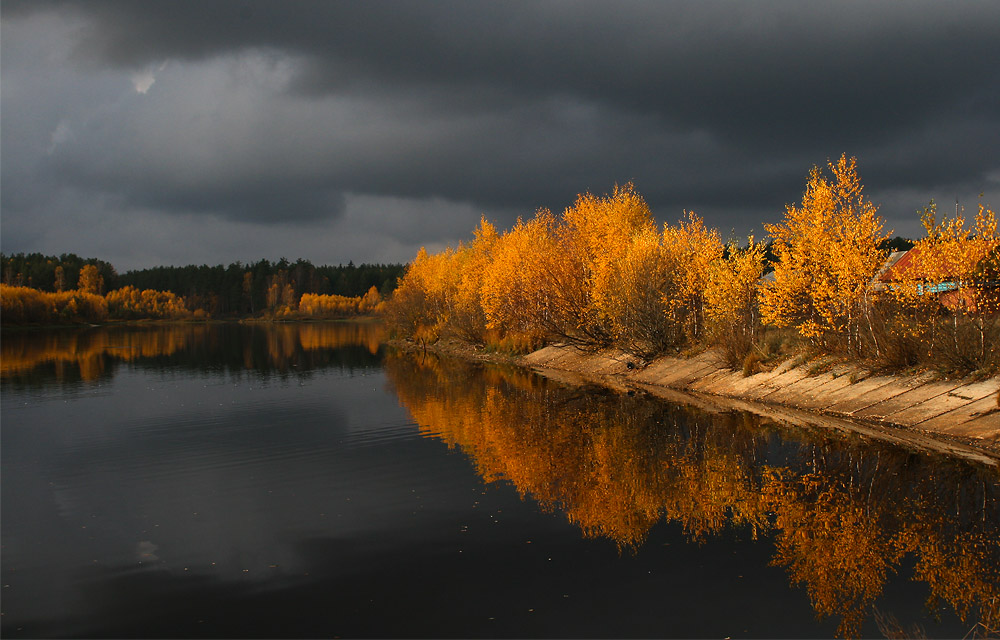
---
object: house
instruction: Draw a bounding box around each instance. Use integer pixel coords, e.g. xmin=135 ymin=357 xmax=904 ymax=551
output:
xmin=874 ymin=245 xmax=1000 ymax=314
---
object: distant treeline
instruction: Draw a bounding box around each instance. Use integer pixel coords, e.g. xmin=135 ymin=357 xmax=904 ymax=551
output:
xmin=1 ymin=254 xmax=405 ymax=318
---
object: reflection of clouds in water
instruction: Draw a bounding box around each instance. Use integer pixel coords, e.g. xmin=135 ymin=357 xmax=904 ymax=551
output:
xmin=51 ymin=483 xmax=79 ymax=519
xmin=136 ymin=540 xmax=159 ymax=563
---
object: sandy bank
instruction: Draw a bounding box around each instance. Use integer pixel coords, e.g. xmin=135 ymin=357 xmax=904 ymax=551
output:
xmin=524 ymin=344 xmax=999 ymax=466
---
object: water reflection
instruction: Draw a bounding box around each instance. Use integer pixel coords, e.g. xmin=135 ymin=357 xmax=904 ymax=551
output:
xmin=384 ymin=352 xmax=1000 ymax=638
xmin=1 ymin=321 xmax=385 ymax=386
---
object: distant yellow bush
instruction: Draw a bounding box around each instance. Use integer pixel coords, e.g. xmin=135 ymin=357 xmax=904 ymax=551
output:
xmin=105 ymin=285 xmax=189 ymax=319
xmin=1 ymin=284 xmax=109 ymax=324
xmin=298 ymin=287 xmax=380 ymax=318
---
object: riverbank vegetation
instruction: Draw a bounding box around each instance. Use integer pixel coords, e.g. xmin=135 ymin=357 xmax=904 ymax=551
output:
xmin=385 ymin=155 xmax=999 ymax=376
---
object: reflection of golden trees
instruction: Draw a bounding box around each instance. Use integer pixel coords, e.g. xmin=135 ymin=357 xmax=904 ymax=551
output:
xmin=899 ymin=493 xmax=1000 ymax=637
xmin=764 ymin=470 xmax=901 ymax=637
xmin=386 ymin=352 xmax=776 ymax=548
xmin=1 ymin=322 xmax=386 ymax=381
xmin=385 ymin=352 xmax=1000 ymax=638
xmin=762 ymin=461 xmax=1000 ymax=638
xmin=296 ymin=322 xmax=383 ymax=356
xmin=1 ymin=327 xmax=196 ymax=380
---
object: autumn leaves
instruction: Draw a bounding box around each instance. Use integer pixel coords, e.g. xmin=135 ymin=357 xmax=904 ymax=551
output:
xmin=387 ymin=183 xmax=743 ymax=357
xmin=388 ymin=155 xmax=1000 ymax=373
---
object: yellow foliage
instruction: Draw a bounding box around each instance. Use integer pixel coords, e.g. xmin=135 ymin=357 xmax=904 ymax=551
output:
xmin=562 ymin=182 xmax=655 ymax=274
xmin=761 ymin=154 xmax=889 ymax=353
xmin=591 ymin=227 xmax=677 ymax=356
xmin=384 ymin=244 xmax=467 ymax=339
xmin=359 ymin=285 xmax=382 ymax=313
xmin=906 ymin=202 xmax=999 ymax=309
xmin=661 ymin=211 xmax=725 ymax=342
xmin=105 ymin=285 xmax=189 ymax=319
xmin=1 ymin=284 xmax=110 ymax=324
xmin=77 ymin=264 xmax=104 ymax=295
xmin=882 ymin=201 xmax=1000 ymax=370
xmin=480 ymin=211 xmax=563 ymax=341
xmin=1 ymin=285 xmax=56 ymax=324
xmin=915 ymin=202 xmax=997 ymax=280
xmin=392 ymin=185 xmax=725 ymax=355
xmin=562 ymin=183 xmax=656 ymax=344
xmin=451 ymin=217 xmax=498 ymax=343
xmin=705 ymin=238 xmax=767 ymax=365
xmin=299 ymin=292 xmax=369 ymax=317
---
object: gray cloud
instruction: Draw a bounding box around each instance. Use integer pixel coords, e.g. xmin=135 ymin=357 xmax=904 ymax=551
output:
xmin=2 ymin=1 xmax=999 ymax=269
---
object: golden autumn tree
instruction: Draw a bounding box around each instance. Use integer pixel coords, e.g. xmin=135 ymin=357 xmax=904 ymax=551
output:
xmin=0 ymin=285 xmax=55 ymax=324
xmin=359 ymin=285 xmax=382 ymax=313
xmin=661 ymin=211 xmax=725 ymax=343
xmin=591 ymin=227 xmax=677 ymax=357
xmin=705 ymin=237 xmax=767 ymax=366
xmin=384 ymin=245 xmax=464 ymax=344
xmin=451 ymin=217 xmax=498 ymax=344
xmin=480 ymin=211 xmax=562 ymax=348
xmin=761 ymin=155 xmax=889 ymax=354
xmin=561 ymin=183 xmax=657 ymax=346
xmin=77 ymin=264 xmax=104 ymax=295
xmin=299 ymin=292 xmax=365 ymax=316
xmin=477 ymin=183 xmax=659 ymax=350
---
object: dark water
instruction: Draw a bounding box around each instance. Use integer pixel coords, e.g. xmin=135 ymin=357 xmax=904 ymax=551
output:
xmin=1 ymin=323 xmax=998 ymax=639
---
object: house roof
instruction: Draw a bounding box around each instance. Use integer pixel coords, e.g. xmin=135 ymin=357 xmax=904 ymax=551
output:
xmin=875 ymin=249 xmax=911 ymax=282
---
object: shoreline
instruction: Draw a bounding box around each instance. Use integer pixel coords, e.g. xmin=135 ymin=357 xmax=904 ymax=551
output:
xmin=394 ymin=338 xmax=1000 ymax=467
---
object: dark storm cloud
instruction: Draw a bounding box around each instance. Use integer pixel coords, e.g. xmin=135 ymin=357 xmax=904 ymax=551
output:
xmin=2 ymin=1 xmax=999 ymax=268
xmin=30 ymin=1 xmax=998 ymax=142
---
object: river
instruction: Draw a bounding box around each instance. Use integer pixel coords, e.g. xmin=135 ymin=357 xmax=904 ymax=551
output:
xmin=1 ymin=322 xmax=997 ymax=638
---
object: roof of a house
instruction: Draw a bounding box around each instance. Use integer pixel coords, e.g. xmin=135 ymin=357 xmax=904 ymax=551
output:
xmin=875 ymin=247 xmax=920 ymax=282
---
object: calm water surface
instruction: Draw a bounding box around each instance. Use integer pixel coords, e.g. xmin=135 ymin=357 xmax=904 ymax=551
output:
xmin=1 ymin=322 xmax=998 ymax=638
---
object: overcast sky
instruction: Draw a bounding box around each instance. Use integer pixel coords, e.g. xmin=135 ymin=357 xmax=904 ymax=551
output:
xmin=2 ymin=1 xmax=998 ymax=271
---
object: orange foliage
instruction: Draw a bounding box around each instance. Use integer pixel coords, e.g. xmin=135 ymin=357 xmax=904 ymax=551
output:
xmin=77 ymin=264 xmax=104 ymax=295
xmin=661 ymin=211 xmax=725 ymax=342
xmin=299 ymin=291 xmax=373 ymax=317
xmin=392 ymin=184 xmax=723 ymax=355
xmin=879 ymin=201 xmax=1000 ymax=369
xmin=388 ymin=164 xmax=996 ymax=372
xmin=479 ymin=211 xmax=563 ymax=342
xmin=762 ymin=155 xmax=889 ymax=353
xmin=1 ymin=284 xmax=109 ymax=324
xmin=704 ymin=238 xmax=767 ymax=365
xmin=591 ymin=227 xmax=676 ymax=356
xmin=105 ymin=285 xmax=190 ymax=319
